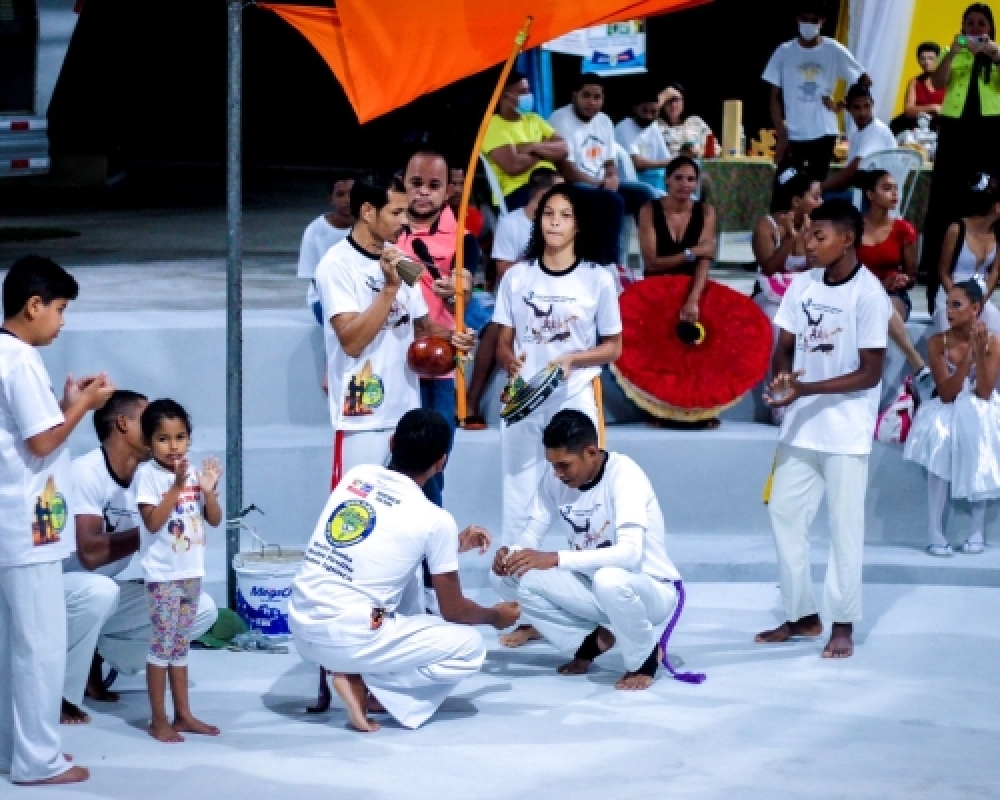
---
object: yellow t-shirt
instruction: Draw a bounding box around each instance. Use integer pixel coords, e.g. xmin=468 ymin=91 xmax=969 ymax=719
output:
xmin=482 ymin=112 xmax=557 ymax=198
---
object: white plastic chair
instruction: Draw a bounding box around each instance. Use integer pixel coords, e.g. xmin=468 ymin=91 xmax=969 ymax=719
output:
xmin=613 ymin=141 xmax=638 ymax=183
xmin=853 ymin=148 xmax=924 ymax=217
xmin=479 ymin=153 xmax=509 ymax=216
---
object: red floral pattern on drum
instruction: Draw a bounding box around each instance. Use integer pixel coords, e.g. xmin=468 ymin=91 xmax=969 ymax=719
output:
xmin=611 ymin=277 xmax=772 ymax=420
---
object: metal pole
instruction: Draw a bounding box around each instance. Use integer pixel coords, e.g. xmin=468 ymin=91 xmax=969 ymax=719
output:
xmin=226 ymin=0 xmax=243 ymax=610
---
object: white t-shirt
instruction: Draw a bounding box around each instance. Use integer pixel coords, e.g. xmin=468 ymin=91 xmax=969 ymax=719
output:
xmin=847 ymin=119 xmax=897 ymax=164
xmin=289 ymin=464 xmax=459 ymax=645
xmin=298 ymin=215 xmax=352 ymax=307
xmin=63 ymin=447 xmax=140 ymax=578
xmin=315 ymin=236 xmax=429 ymax=432
xmin=491 ymin=209 xmax=533 ymax=263
xmin=548 ymin=106 xmax=616 ymax=182
xmin=762 ymin=38 xmax=865 ymax=141
xmin=0 ymin=332 xmax=74 ymax=567
xmin=135 ymin=461 xmax=208 ymax=581
xmin=615 ymin=117 xmax=671 ymax=164
xmin=773 ymin=266 xmax=891 ymax=455
xmin=516 ymin=452 xmax=680 ymax=582
xmin=493 ymin=260 xmax=622 ymax=398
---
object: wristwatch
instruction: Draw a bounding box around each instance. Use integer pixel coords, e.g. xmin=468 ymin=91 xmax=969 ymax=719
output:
xmin=684 ymin=248 xmax=696 ymax=263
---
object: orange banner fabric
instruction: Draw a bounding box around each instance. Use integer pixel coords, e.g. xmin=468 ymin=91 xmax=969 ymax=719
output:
xmin=260 ymin=1 xmax=708 ymax=123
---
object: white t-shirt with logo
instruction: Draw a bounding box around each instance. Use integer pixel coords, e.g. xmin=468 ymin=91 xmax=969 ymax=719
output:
xmin=762 ymin=38 xmax=865 ymax=141
xmin=493 ymin=260 xmax=622 ymax=397
xmin=298 ymin=215 xmax=352 ymax=307
xmin=847 ymin=118 xmax=897 ymax=164
xmin=289 ymin=465 xmax=459 ymax=646
xmin=615 ymin=117 xmax=671 ymax=164
xmin=63 ymin=447 xmax=140 ymax=578
xmin=773 ymin=266 xmax=891 ymax=455
xmin=516 ymin=452 xmax=680 ymax=582
xmin=492 ymin=208 xmax=534 ymax=263
xmin=315 ymin=236 xmax=429 ymax=432
xmin=135 ymin=461 xmax=208 ymax=581
xmin=0 ymin=333 xmax=74 ymax=567
xmin=549 ymin=106 xmax=616 ymax=182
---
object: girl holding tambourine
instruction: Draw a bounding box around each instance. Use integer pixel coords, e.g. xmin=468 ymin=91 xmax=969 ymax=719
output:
xmin=491 ymin=184 xmax=623 ymax=642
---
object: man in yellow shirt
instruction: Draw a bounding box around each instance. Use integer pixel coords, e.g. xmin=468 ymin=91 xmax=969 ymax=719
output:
xmin=483 ymin=72 xmax=568 ymax=211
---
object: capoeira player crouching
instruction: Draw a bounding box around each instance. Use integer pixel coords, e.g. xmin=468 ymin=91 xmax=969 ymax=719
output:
xmin=492 ymin=184 xmax=623 ymax=647
xmin=289 ymin=409 xmax=520 ymax=732
xmin=492 ymin=410 xmax=703 ymax=690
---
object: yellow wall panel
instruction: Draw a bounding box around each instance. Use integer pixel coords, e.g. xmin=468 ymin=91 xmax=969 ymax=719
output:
xmin=893 ymin=0 xmax=970 ymax=115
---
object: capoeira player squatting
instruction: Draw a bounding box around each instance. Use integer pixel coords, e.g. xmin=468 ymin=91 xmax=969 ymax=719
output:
xmin=289 ymin=409 xmax=520 ymax=732
xmin=759 ymin=199 xmax=891 ymax=658
xmin=492 ymin=410 xmax=703 ymax=689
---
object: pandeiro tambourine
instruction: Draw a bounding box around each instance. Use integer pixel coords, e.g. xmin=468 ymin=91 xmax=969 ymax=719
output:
xmin=500 ymin=364 xmax=565 ymax=426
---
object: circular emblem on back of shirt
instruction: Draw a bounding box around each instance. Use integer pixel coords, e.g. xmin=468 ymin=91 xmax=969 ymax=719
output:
xmin=325 ymin=499 xmax=376 ymax=548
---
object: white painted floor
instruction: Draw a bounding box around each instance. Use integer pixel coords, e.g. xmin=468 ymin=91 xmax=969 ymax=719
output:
xmin=18 ymin=583 xmax=1000 ymax=800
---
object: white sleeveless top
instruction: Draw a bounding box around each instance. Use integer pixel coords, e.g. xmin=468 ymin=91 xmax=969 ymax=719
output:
xmin=756 ymin=215 xmax=810 ymax=304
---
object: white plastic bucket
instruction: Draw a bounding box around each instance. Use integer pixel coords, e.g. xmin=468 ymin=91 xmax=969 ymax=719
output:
xmin=232 ymin=549 xmax=304 ymax=639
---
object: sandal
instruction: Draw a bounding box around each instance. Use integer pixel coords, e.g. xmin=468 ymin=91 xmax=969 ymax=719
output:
xmin=462 ymin=414 xmax=488 ymax=430
xmin=926 ymin=543 xmax=954 ymax=557
xmin=960 ymin=539 xmax=985 ymax=555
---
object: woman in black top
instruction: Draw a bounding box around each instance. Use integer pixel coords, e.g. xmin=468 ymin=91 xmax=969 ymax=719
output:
xmin=637 ymin=156 xmax=718 ymax=323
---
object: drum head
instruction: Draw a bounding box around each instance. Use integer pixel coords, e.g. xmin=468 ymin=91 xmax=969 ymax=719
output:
xmin=500 ymin=364 xmax=564 ymax=425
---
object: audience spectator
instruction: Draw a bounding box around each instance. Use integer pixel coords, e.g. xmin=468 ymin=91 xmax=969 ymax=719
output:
xmin=482 ymin=71 xmax=568 ymax=211
xmin=657 ymin=83 xmax=713 ymax=159
xmin=920 ymin=3 xmax=1000 ymax=304
xmin=856 ymin=169 xmax=931 ymax=388
xmin=491 ymin=168 xmax=562 ymax=282
xmin=763 ymin=0 xmax=868 ymax=188
xmin=896 ymin=42 xmax=945 ymax=132
xmin=934 ymin=172 xmax=1000 ymax=335
xmin=297 ymin=173 xmax=355 ymax=324
xmin=615 ymin=85 xmax=673 ymax=193
xmin=447 ymin=165 xmax=485 ymax=238
xmin=822 ymin=82 xmax=896 ymax=195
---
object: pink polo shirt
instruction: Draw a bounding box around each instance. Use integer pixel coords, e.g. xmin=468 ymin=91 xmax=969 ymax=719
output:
xmin=396 ymin=206 xmax=462 ymax=332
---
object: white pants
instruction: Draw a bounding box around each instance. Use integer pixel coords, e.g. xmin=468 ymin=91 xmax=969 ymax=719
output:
xmin=95 ymin=580 xmax=218 ymax=675
xmin=63 ymin=572 xmax=120 ymax=706
xmin=508 ymin=567 xmax=676 ymax=672
xmin=293 ymin=612 xmax=486 ymax=730
xmin=0 ymin=562 xmax=69 ymax=783
xmin=934 ymin=287 xmax=1000 ymax=334
xmin=768 ymin=445 xmax=868 ymax=624
xmin=500 ymin=384 xmax=598 ymax=545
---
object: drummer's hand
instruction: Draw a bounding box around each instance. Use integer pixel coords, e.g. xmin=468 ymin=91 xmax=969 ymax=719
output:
xmin=505 ymin=548 xmax=559 ymax=578
xmin=764 ymin=369 xmax=806 ymax=408
xmin=432 ymin=276 xmax=457 ymax=300
xmin=505 ymin=352 xmax=527 ymax=379
xmin=551 ymin=354 xmax=576 ymax=378
xmin=451 ymin=328 xmax=476 ymax=354
xmin=458 ymin=525 xmax=492 ymax=554
xmin=679 ymin=299 xmax=700 ymax=323
xmin=380 ymin=246 xmax=404 ymax=290
xmin=492 ymin=546 xmax=511 ymax=576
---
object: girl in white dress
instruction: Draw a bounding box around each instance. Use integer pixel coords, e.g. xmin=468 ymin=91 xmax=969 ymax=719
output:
xmin=904 ymin=280 xmax=1000 ymax=556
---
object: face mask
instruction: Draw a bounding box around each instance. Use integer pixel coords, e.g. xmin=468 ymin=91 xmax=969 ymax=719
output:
xmin=798 ymin=22 xmax=821 ymax=41
xmin=516 ymin=92 xmax=535 ymax=114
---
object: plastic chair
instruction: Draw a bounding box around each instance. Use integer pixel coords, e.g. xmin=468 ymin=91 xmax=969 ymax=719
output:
xmin=613 ymin=141 xmax=638 ymax=183
xmin=478 ymin=154 xmax=508 ymax=216
xmin=856 ymin=148 xmax=924 ymax=217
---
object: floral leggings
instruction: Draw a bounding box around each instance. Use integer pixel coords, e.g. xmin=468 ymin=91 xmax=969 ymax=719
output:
xmin=146 ymin=578 xmax=201 ymax=667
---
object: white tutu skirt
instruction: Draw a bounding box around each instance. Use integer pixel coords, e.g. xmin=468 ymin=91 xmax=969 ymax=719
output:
xmin=904 ymin=391 xmax=1000 ymax=501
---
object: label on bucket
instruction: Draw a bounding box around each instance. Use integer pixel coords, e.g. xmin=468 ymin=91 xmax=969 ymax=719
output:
xmin=235 ymin=572 xmax=294 ymax=638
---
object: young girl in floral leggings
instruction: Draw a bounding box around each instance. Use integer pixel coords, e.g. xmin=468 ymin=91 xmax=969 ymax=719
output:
xmin=136 ymin=399 xmax=222 ymax=743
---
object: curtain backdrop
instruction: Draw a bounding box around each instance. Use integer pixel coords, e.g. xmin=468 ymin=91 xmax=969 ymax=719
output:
xmin=848 ymin=0 xmax=916 ymax=122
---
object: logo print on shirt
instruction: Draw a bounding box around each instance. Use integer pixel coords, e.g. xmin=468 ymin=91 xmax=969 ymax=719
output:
xmin=343 ymin=359 xmax=385 ymax=416
xmin=32 ymin=475 xmax=66 ymax=547
xmin=347 ymin=479 xmax=373 ymax=498
xmin=325 ymin=499 xmax=377 ymax=548
xmin=522 ymin=293 xmax=581 ymax=344
xmin=559 ymin=505 xmax=611 ymax=550
xmin=796 ymin=62 xmax=824 ymax=102
xmin=801 ymin=299 xmax=843 ymax=355
xmin=168 ymin=518 xmax=191 ymax=552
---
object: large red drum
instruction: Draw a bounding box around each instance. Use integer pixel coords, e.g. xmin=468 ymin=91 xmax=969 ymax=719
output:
xmin=407 ymin=336 xmax=456 ymax=378
xmin=610 ymin=276 xmax=772 ymax=421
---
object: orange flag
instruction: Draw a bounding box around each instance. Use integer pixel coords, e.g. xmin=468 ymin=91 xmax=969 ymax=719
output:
xmin=260 ymin=0 xmax=708 ymax=123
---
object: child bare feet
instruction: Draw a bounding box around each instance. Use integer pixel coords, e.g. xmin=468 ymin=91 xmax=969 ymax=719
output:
xmin=173 ymin=714 xmax=220 ymax=736
xmin=60 ymin=699 xmax=91 ymax=725
xmin=557 ymin=626 xmax=615 ymax=676
xmin=14 ymin=765 xmax=90 ymax=785
xmin=499 ymin=624 xmax=542 ymax=648
xmin=149 ymin=718 xmax=184 ymax=743
xmin=821 ymin=622 xmax=854 ymax=659
xmin=332 ymin=673 xmax=381 ymax=732
xmin=755 ymin=613 xmax=823 ymax=643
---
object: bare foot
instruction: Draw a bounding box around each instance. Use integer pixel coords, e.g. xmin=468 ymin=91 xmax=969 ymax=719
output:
xmin=615 ymin=646 xmax=663 ymax=691
xmin=499 ymin=624 xmax=542 ymax=648
xmin=331 ymin=673 xmax=381 ymax=733
xmin=755 ymin=614 xmax=823 ymax=643
xmin=85 ymin=684 xmax=119 ymax=703
xmin=148 ymin=719 xmax=184 ymax=743
xmin=60 ymin=699 xmax=90 ymax=725
xmin=821 ymin=623 xmax=854 ymax=659
xmin=14 ymin=765 xmax=90 ymax=785
xmin=306 ymin=667 xmax=332 ymax=713
xmin=173 ymin=715 xmax=220 ymax=736
xmin=366 ymin=691 xmax=387 ymax=714
xmin=557 ymin=627 xmax=615 ymax=676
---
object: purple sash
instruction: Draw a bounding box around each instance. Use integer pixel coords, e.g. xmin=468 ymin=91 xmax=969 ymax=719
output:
xmin=658 ymin=581 xmax=706 ymax=684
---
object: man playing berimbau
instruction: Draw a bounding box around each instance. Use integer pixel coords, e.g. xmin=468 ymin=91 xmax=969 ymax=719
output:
xmin=492 ymin=410 xmax=697 ymax=690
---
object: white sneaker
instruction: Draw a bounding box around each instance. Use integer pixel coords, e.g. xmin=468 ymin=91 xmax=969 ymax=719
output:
xmin=961 ymin=539 xmax=985 ymax=555
xmin=913 ymin=367 xmax=935 ymax=405
xmin=926 ymin=543 xmax=954 ymax=557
